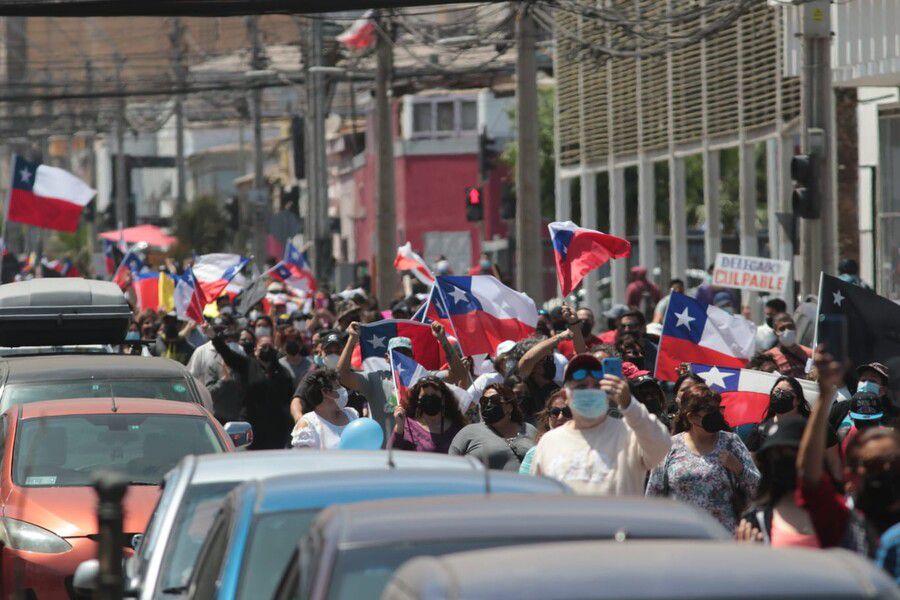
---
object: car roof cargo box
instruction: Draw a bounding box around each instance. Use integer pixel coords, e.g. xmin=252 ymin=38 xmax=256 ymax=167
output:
xmin=0 ymin=278 xmax=131 ymax=346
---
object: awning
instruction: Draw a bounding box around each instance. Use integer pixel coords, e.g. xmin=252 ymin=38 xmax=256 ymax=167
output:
xmin=98 ymin=224 xmax=177 ymax=249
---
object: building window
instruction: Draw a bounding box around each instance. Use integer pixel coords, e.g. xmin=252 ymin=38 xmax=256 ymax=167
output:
xmin=410 ymin=96 xmax=479 ymax=138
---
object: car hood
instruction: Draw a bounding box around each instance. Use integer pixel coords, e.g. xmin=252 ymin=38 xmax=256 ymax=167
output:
xmin=4 ymin=485 xmax=161 ymax=538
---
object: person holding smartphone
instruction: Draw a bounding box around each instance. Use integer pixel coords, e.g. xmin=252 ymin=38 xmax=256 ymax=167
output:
xmin=528 ymin=354 xmax=671 ymax=496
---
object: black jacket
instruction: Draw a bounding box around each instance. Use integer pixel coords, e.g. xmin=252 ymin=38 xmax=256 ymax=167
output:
xmin=212 ymin=336 xmax=295 ymax=450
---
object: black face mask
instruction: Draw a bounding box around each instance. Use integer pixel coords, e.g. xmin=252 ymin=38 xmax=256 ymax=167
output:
xmin=481 ymin=401 xmax=505 ymax=424
xmin=419 ymin=394 xmax=443 ymax=416
xmin=700 ymin=411 xmax=730 ymax=433
xmin=770 ymin=390 xmax=796 ymax=415
xmin=765 ymin=317 xmax=774 ymax=329
xmin=855 ymin=470 xmax=900 ymax=531
xmin=285 ymin=341 xmax=301 ymax=356
xmin=240 ymin=341 xmax=255 ymax=355
xmin=258 ymin=346 xmax=277 ymax=363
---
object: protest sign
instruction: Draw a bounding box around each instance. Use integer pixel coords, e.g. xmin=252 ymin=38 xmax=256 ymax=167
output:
xmin=712 ymin=253 xmax=791 ymax=294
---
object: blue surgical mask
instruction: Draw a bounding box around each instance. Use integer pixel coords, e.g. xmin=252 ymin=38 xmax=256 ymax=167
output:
xmin=569 ymin=388 xmax=608 ymax=419
xmin=858 ymin=380 xmax=880 ymax=396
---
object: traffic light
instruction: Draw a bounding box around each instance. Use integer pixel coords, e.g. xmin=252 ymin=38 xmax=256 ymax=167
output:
xmin=478 ymin=129 xmax=498 ymax=183
xmin=224 ymin=196 xmax=240 ymax=230
xmin=790 ymin=154 xmax=820 ymax=219
xmin=465 ymin=186 xmax=483 ymax=222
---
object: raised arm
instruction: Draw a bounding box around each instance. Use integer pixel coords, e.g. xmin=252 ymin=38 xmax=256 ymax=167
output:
xmin=337 ymin=322 xmax=367 ymax=393
xmin=205 ymin=326 xmax=249 ymax=379
xmin=798 ymin=347 xmax=842 ymax=486
xmin=518 ymin=330 xmax=572 ymax=378
xmin=432 ymin=322 xmax=470 ymax=388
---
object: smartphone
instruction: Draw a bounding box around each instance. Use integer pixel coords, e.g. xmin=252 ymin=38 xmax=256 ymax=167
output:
xmin=818 ymin=313 xmax=848 ymax=364
xmin=602 ymin=357 xmax=623 ymax=379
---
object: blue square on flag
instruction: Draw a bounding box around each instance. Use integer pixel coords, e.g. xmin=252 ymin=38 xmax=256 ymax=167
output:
xmin=13 ymin=156 xmax=38 ymax=191
xmin=661 ymin=292 xmax=707 ymax=343
xmin=359 ymin=322 xmax=393 ymax=358
xmin=436 ymin=276 xmax=483 ymax=315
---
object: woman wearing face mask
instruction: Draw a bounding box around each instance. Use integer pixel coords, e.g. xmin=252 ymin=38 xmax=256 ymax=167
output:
xmin=254 ymin=316 xmax=274 ymax=341
xmin=449 ymin=384 xmax=537 ymax=470
xmin=391 ymin=378 xmax=467 ymax=453
xmin=764 ymin=313 xmax=812 ymax=378
xmin=519 ymin=390 xmax=572 ymax=474
xmin=291 ymin=369 xmax=358 ymax=449
xmin=277 ymin=326 xmax=314 ymax=387
xmin=238 ymin=328 xmax=256 ymax=356
xmin=646 ymin=384 xmax=760 ymax=531
xmin=736 ymin=416 xmax=819 ymax=547
xmin=746 ymin=377 xmax=812 ymax=452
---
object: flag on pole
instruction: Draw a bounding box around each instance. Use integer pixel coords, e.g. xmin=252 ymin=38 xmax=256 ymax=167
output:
xmin=391 ymin=348 xmax=428 ymax=407
xmin=134 ymin=272 xmax=161 ymax=311
xmin=158 ymin=272 xmax=177 ymax=312
xmin=690 ymin=363 xmax=820 ymax=428
xmin=174 ymin=268 xmax=205 ymax=323
xmin=354 ymin=319 xmax=444 ymax=371
xmin=655 ymin=292 xmax=757 ymax=381
xmin=395 ymin=242 xmax=434 ymax=285
xmin=190 ymin=253 xmax=249 ymax=306
xmin=270 ymin=242 xmax=316 ymax=293
xmin=113 ymin=250 xmax=144 ymax=290
xmin=337 ymin=9 xmax=376 ymax=49
xmin=548 ymin=221 xmax=631 ymax=296
xmin=102 ymin=239 xmax=118 ymax=276
xmin=7 ymin=155 xmax=96 ymax=232
xmin=433 ymin=275 xmax=537 ymax=356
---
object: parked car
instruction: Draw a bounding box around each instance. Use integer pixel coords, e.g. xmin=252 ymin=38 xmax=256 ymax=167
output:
xmin=76 ymin=450 xmax=489 ymax=600
xmin=185 ymin=469 xmax=567 ymax=600
xmin=0 ymin=397 xmax=245 ymax=599
xmin=0 ymin=354 xmax=213 ymax=412
xmin=278 ymin=494 xmax=730 ymax=600
xmin=382 ymin=540 xmax=900 ymax=600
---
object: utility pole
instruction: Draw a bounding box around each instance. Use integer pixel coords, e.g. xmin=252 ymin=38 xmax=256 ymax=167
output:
xmin=172 ymin=17 xmax=187 ymax=212
xmin=304 ymin=17 xmax=333 ymax=283
xmin=374 ymin=12 xmax=397 ymax=307
xmin=247 ymin=16 xmax=268 ymax=266
xmin=798 ymin=0 xmax=834 ymax=296
xmin=515 ymin=6 xmax=543 ymax=302
xmin=114 ymin=56 xmax=128 ymax=230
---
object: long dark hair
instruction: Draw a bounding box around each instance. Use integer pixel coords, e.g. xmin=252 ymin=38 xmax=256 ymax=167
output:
xmin=481 ymin=383 xmax=524 ymax=424
xmin=764 ymin=376 xmax=811 ymax=421
xmin=753 ymin=445 xmax=798 ymax=509
xmin=673 ymin=384 xmax=721 ymax=434
xmin=405 ymin=377 xmax=467 ymax=430
xmin=533 ymin=389 xmax=568 ymax=442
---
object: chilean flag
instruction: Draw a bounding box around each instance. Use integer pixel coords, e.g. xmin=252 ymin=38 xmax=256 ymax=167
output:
xmin=391 ymin=349 xmax=428 ymax=408
xmin=434 ymin=275 xmax=537 ymax=356
xmin=395 ymin=242 xmax=434 ymax=285
xmin=549 ymin=221 xmax=631 ymax=296
xmin=691 ymin=364 xmax=820 ymax=427
xmin=174 ymin=268 xmax=205 ymax=323
xmin=354 ymin=319 xmax=444 ymax=371
xmin=113 ymin=250 xmax=144 ymax=290
xmin=134 ymin=272 xmax=161 ymax=311
xmin=7 ymin=155 xmax=95 ymax=232
xmin=270 ymin=242 xmax=316 ymax=293
xmin=102 ymin=239 xmax=118 ymax=276
xmin=337 ymin=9 xmax=375 ymax=49
xmin=191 ymin=253 xmax=249 ymax=306
xmin=656 ymin=292 xmax=757 ymax=382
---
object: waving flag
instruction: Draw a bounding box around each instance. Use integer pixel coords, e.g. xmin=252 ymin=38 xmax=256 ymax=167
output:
xmin=191 ymin=253 xmax=249 ymax=306
xmin=337 ymin=9 xmax=375 ymax=49
xmin=270 ymin=242 xmax=316 ymax=293
xmin=655 ymin=292 xmax=756 ymax=382
xmin=355 ymin=319 xmax=444 ymax=371
xmin=549 ymin=221 xmax=631 ymax=296
xmin=691 ymin=364 xmax=820 ymax=427
xmin=395 ymin=242 xmax=434 ymax=285
xmin=7 ymin=155 xmax=96 ymax=232
xmin=434 ymin=275 xmax=537 ymax=356
xmin=113 ymin=250 xmax=144 ymax=290
xmin=391 ymin=349 xmax=428 ymax=407
xmin=134 ymin=272 xmax=161 ymax=311
xmin=101 ymin=239 xmax=119 ymax=276
xmin=174 ymin=268 xmax=205 ymax=323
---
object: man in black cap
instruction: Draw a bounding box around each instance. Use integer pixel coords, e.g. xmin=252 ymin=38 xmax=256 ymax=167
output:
xmin=830 ymin=362 xmax=897 ymax=432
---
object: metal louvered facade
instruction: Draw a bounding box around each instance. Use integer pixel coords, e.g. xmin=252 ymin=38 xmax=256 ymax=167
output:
xmin=556 ymin=2 xmax=800 ymax=168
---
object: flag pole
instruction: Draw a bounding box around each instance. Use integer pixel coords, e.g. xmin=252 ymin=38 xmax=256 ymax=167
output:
xmin=812 ymin=270 xmax=824 ymax=352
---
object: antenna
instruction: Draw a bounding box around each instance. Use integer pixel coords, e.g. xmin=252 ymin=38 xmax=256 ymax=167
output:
xmin=384 ymin=415 xmax=395 ymax=469
xmin=110 ymin=384 xmax=118 ymax=413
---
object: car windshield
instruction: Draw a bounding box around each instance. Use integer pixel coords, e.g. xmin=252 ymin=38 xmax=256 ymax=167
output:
xmin=13 ymin=414 xmax=223 ymax=487
xmin=236 ymin=510 xmax=318 ymax=600
xmin=327 ymin=539 xmax=538 ymax=600
xmin=158 ymin=482 xmax=238 ymax=593
xmin=1 ymin=378 xmax=194 ymax=410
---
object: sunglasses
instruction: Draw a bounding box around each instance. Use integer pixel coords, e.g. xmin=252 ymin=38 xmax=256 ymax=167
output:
xmin=549 ymin=406 xmax=572 ymax=418
xmin=480 ymin=396 xmax=511 ymax=406
xmin=570 ymin=369 xmax=603 ymax=382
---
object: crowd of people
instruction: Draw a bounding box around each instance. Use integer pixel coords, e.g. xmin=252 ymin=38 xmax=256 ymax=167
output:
xmin=115 ymin=262 xmax=899 ymax=578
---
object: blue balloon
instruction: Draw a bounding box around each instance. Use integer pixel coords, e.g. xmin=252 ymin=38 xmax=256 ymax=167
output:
xmin=338 ymin=417 xmax=384 ymax=450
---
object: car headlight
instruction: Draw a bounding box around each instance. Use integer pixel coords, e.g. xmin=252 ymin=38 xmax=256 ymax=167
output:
xmin=0 ymin=517 xmax=72 ymax=554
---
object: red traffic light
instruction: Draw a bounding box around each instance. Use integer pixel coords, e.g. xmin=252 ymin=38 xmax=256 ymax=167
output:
xmin=467 ymin=187 xmax=482 ymax=205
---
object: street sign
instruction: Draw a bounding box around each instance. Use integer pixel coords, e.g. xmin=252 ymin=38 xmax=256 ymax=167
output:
xmin=712 ymin=253 xmax=792 ymax=295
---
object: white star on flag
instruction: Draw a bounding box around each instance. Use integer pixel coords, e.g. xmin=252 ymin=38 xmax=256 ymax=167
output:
xmin=674 ymin=307 xmax=696 ymax=331
xmin=697 ymin=366 xmax=734 ymax=390
xmin=369 ymin=334 xmax=386 ymax=349
xmin=19 ymin=168 xmax=31 ymax=183
xmin=395 ymin=364 xmax=404 ymax=376
xmin=448 ymin=285 xmax=469 ymax=305
xmin=833 ymin=290 xmax=845 ymax=307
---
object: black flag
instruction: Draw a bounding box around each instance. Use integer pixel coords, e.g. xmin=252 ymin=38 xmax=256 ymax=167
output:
xmin=236 ymin=274 xmax=268 ymax=316
xmin=817 ymin=273 xmax=900 ymax=370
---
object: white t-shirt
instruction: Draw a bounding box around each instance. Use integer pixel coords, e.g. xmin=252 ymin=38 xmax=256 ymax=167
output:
xmin=290 ymin=407 xmax=359 ymax=449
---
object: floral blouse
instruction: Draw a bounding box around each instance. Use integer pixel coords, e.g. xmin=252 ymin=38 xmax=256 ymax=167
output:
xmin=646 ymin=431 xmax=760 ymax=532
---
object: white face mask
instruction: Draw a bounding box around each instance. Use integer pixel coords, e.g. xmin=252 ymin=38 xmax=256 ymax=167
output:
xmin=778 ymin=329 xmax=797 ymax=347
xmin=249 ymin=310 xmax=260 ymax=321
xmin=323 ymin=353 xmax=340 ymax=369
xmin=227 ymin=341 xmax=245 ymax=356
xmin=255 ymin=326 xmax=272 ymax=339
xmin=220 ymin=306 xmax=234 ymax=315
xmin=335 ymin=387 xmax=349 ymax=409
xmin=294 ymin=320 xmax=308 ymax=332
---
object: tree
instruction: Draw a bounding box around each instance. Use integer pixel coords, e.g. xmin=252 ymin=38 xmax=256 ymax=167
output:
xmin=171 ymin=195 xmax=228 ymax=260
xmin=500 ymin=86 xmax=557 ymax=221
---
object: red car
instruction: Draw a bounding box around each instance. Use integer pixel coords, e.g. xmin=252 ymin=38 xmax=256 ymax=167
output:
xmin=0 ymin=398 xmax=235 ymax=599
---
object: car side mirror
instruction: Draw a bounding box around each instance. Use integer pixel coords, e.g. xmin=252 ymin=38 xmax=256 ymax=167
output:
xmin=224 ymin=421 xmax=253 ymax=449
xmin=72 ymin=559 xmax=99 ymax=596
xmin=131 ymin=533 xmax=143 ymax=551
